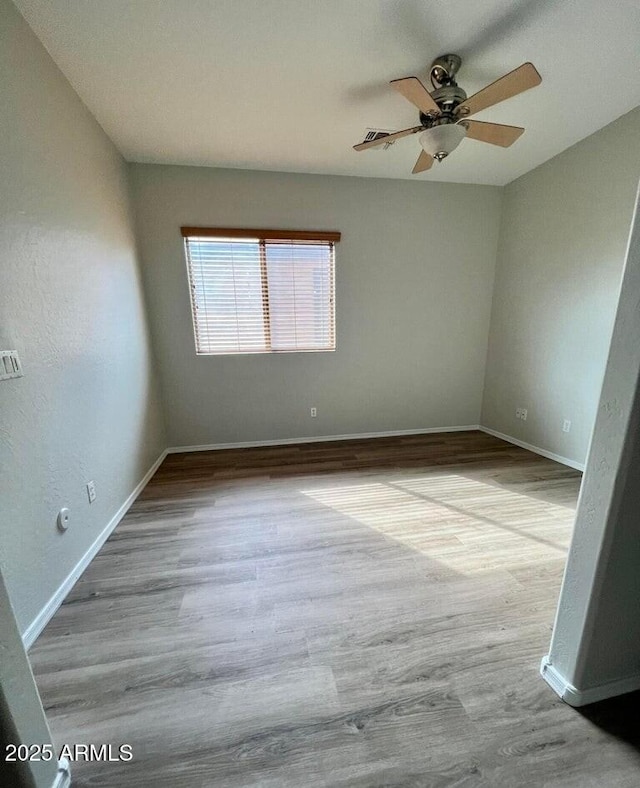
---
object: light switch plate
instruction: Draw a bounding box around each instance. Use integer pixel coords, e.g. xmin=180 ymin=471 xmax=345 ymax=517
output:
xmin=0 ymin=350 xmax=23 ymax=380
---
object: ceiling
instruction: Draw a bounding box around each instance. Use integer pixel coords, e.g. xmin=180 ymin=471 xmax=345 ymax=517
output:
xmin=13 ymin=0 xmax=640 ymax=186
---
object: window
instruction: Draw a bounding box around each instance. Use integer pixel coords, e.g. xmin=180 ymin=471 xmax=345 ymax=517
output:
xmin=182 ymin=227 xmax=339 ymax=355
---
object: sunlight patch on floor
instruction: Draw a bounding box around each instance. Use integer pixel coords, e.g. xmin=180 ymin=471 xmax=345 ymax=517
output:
xmin=302 ymin=474 xmax=575 ymax=575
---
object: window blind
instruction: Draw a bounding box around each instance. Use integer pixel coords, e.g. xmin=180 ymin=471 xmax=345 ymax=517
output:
xmin=182 ymin=229 xmax=339 ymax=355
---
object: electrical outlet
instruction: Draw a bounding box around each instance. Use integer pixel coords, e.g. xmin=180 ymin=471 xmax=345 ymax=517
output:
xmin=521 ymin=408 xmax=527 ymax=421
xmin=86 ymin=480 xmax=97 ymax=504
xmin=563 ymin=419 xmax=571 ymax=433
xmin=515 ymin=408 xmax=522 ymax=419
xmin=310 ymin=407 xmax=317 ymax=418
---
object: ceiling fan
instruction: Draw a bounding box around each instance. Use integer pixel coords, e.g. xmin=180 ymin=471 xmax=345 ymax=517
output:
xmin=354 ymin=54 xmax=541 ymax=173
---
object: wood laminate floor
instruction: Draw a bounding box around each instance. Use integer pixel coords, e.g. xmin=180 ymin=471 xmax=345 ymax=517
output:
xmin=29 ymin=431 xmax=640 ymax=786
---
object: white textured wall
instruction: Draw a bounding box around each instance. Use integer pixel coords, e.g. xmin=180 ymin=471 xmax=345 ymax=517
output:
xmin=129 ymin=164 xmax=502 ymax=447
xmin=482 ymin=107 xmax=640 ymax=466
xmin=0 ymin=569 xmax=59 ymax=787
xmin=545 ymin=185 xmax=640 ymax=699
xmin=0 ymin=0 xmax=166 ymax=634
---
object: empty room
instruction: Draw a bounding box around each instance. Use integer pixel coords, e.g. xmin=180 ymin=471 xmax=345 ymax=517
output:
xmin=3 ymin=1 xmax=640 ymax=786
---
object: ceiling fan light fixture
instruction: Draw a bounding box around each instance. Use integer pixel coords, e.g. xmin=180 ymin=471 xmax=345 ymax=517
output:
xmin=419 ymin=124 xmax=467 ymax=161
xmin=353 ymin=57 xmax=541 ymax=174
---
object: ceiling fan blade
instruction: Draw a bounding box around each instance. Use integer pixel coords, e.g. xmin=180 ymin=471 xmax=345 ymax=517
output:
xmin=461 ymin=119 xmax=524 ymax=147
xmin=390 ymin=77 xmax=441 ymax=117
xmin=412 ymin=150 xmax=433 ymax=174
xmin=353 ymin=125 xmax=423 ymax=151
xmin=456 ymin=62 xmax=541 ymax=118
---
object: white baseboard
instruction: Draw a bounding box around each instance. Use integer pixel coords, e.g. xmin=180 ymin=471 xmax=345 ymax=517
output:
xmin=540 ymin=656 xmax=640 ymax=706
xmin=22 ymin=449 xmax=168 ymax=650
xmin=168 ymin=428 xmax=586 ymax=471
xmin=52 ymin=758 xmax=71 ymax=788
xmin=478 ymin=426 xmax=585 ymax=471
xmin=167 ymin=425 xmax=481 ymax=454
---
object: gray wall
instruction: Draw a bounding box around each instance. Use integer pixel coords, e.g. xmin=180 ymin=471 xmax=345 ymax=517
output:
xmin=0 ymin=568 xmax=60 ymax=787
xmin=545 ymin=185 xmax=640 ymax=701
xmin=0 ymin=0 xmax=166 ymax=634
xmin=482 ymin=107 xmax=640 ymax=466
xmin=129 ymin=164 xmax=502 ymax=447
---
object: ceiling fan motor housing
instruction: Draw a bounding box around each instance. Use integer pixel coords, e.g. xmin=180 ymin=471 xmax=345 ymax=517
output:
xmin=431 ymin=85 xmax=467 ymax=118
xmin=419 ymin=87 xmax=467 ymax=132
